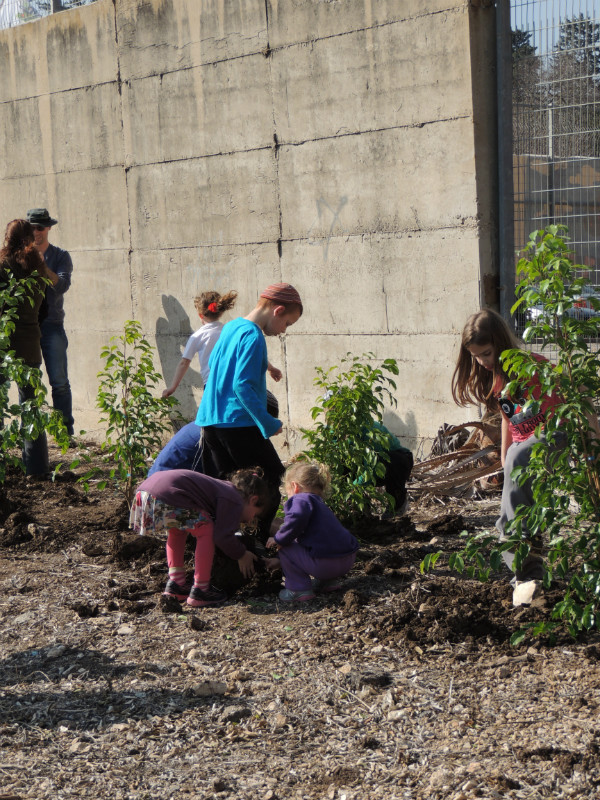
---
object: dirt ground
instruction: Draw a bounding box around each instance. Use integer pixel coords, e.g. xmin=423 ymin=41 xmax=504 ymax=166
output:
xmin=1 ymin=444 xmax=600 ymax=800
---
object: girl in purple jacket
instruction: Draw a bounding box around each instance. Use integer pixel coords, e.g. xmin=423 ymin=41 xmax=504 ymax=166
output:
xmin=130 ymin=468 xmax=270 ymax=607
xmin=266 ymin=462 xmax=358 ymax=603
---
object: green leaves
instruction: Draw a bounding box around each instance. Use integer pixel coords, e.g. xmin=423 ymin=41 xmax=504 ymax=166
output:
xmin=300 ymin=352 xmax=400 ymax=521
xmin=508 ymin=226 xmax=600 ymax=636
xmin=420 ymin=551 xmax=442 ymax=574
xmin=437 ymin=226 xmax=600 ymax=641
xmin=93 ymin=320 xmax=181 ymax=507
xmin=0 ymin=270 xmax=69 ymax=483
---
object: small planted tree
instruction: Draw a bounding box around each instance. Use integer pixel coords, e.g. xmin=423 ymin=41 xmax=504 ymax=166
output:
xmin=301 ymin=353 xmax=399 ymax=521
xmin=0 ymin=270 xmax=68 ymax=484
xmin=422 ymin=226 xmax=600 ymax=640
xmin=91 ymin=320 xmax=181 ymax=507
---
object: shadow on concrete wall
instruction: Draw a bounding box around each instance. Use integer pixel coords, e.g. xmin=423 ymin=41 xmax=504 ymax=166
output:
xmin=155 ymin=295 xmax=203 ymax=426
xmin=383 ymin=409 xmax=417 ymax=449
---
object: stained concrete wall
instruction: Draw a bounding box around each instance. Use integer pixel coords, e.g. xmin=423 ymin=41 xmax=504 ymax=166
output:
xmin=0 ymin=0 xmax=498 ymax=454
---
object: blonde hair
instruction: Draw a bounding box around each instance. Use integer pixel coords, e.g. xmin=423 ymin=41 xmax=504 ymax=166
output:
xmin=194 ymin=290 xmax=238 ymax=321
xmin=284 ymin=461 xmax=331 ymax=497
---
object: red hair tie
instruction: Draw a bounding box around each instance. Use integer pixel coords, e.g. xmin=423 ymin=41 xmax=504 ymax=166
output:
xmin=207 ymin=302 xmax=218 ymax=313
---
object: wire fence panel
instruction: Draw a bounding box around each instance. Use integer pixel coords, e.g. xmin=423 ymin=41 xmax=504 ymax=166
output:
xmin=0 ymin=0 xmax=97 ymax=29
xmin=512 ymin=0 xmax=600 ymax=337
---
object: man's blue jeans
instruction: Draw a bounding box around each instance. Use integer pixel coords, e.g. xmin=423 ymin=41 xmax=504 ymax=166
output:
xmin=40 ymin=320 xmax=74 ymax=435
xmin=18 ymin=380 xmax=49 ymax=475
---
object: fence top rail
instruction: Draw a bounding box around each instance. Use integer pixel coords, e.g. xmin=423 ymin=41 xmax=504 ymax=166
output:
xmin=0 ymin=0 xmax=98 ymax=31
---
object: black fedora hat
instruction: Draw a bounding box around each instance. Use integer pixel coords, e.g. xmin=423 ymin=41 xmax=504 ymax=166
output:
xmin=26 ymin=208 xmax=58 ymax=227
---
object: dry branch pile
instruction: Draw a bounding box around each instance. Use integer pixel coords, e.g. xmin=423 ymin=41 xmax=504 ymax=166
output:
xmin=411 ymin=413 xmax=502 ymax=498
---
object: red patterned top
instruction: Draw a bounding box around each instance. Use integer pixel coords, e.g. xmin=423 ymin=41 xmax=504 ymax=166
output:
xmin=493 ymin=355 xmax=562 ymax=443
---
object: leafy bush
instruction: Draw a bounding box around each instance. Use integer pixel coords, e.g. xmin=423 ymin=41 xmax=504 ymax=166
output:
xmin=300 ymin=353 xmax=399 ymax=521
xmin=422 ymin=225 xmax=600 ymax=641
xmin=88 ymin=320 xmax=181 ymax=507
xmin=0 ymin=269 xmax=68 ymax=483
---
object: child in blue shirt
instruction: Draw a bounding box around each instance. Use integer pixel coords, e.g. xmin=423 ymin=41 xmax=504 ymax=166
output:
xmin=196 ymin=283 xmax=303 ymax=541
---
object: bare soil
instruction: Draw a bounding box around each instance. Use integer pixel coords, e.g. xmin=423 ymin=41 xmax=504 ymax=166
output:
xmin=1 ymin=443 xmax=600 ymax=800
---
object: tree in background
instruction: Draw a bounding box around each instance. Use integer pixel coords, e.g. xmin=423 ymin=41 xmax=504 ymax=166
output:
xmin=512 ymin=27 xmax=547 ymax=156
xmin=512 ymin=28 xmax=536 ymax=61
xmin=548 ymin=14 xmax=600 ymax=158
xmin=512 ymin=15 xmax=600 ymax=159
xmin=556 ymin=13 xmax=600 ymax=79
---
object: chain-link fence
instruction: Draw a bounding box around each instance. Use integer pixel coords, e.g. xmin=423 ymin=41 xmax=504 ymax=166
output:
xmin=511 ymin=0 xmax=600 ymax=335
xmin=0 ymin=0 xmax=97 ymax=29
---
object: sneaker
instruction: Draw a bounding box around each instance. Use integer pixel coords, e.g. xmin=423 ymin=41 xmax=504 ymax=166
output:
xmin=311 ymin=577 xmax=342 ymax=593
xmin=186 ymin=585 xmax=228 ymax=608
xmin=278 ymin=588 xmax=316 ymax=603
xmin=163 ymin=578 xmax=193 ymax=602
xmin=512 ymin=579 xmax=542 ymax=607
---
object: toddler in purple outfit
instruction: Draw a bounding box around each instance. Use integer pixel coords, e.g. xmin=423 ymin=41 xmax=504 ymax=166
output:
xmin=266 ymin=461 xmax=358 ymax=603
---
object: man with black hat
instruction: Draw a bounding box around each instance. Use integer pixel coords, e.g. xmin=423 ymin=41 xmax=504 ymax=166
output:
xmin=26 ymin=207 xmax=74 ymax=437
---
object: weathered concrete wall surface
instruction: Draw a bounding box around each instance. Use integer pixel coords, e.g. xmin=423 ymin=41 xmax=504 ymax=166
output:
xmin=0 ymin=0 xmax=498 ymax=453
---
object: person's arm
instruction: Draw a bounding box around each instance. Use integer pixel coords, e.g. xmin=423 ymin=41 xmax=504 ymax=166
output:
xmin=234 ymin=330 xmax=281 ymax=437
xmin=500 ymin=415 xmax=512 ymax=467
xmin=267 ymin=362 xmax=282 ymax=382
xmin=162 ymin=358 xmax=191 ymax=398
xmin=44 ymin=248 xmax=72 ymax=295
xmin=42 ymin=261 xmax=59 ymax=287
xmin=274 ymin=496 xmax=312 ymax=547
xmin=211 ymin=495 xmax=249 ymax=561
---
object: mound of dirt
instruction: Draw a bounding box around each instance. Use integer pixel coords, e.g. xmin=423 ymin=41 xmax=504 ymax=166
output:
xmin=1 ymin=444 xmax=599 ymax=799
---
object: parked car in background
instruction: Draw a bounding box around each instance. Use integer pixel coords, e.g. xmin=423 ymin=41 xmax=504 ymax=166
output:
xmin=526 ymin=284 xmax=600 ymax=324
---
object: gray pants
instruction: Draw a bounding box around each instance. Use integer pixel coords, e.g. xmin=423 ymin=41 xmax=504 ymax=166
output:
xmin=495 ymin=433 xmax=547 ymax=581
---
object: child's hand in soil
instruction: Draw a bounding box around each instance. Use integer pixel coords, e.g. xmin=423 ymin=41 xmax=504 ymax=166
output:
xmin=264 ymin=557 xmax=281 ymax=572
xmin=266 ymin=537 xmax=280 ymax=550
xmin=238 ymin=550 xmax=258 ymax=578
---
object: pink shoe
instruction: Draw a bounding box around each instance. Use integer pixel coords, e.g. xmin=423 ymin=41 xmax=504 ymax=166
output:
xmin=279 ymin=588 xmax=315 ymax=603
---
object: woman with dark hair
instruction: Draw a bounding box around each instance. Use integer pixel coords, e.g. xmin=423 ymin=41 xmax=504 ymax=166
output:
xmin=0 ymin=219 xmax=51 ymax=475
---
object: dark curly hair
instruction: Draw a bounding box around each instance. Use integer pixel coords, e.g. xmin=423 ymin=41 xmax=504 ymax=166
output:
xmin=229 ymin=467 xmax=270 ymax=508
xmin=0 ymin=219 xmax=44 ymax=275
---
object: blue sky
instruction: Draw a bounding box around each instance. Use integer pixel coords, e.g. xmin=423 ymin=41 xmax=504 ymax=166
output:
xmin=511 ymin=0 xmax=600 ymax=52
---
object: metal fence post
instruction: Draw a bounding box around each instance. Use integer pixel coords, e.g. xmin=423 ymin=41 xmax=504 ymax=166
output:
xmin=497 ymin=0 xmax=516 ymax=322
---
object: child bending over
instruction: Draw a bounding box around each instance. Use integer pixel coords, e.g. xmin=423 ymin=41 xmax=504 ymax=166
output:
xmin=130 ymin=468 xmax=270 ymax=607
xmin=266 ymin=461 xmax=358 ymax=604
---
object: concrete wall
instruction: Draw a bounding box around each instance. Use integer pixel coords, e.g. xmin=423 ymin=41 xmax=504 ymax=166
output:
xmin=0 ymin=0 xmax=498 ymax=455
